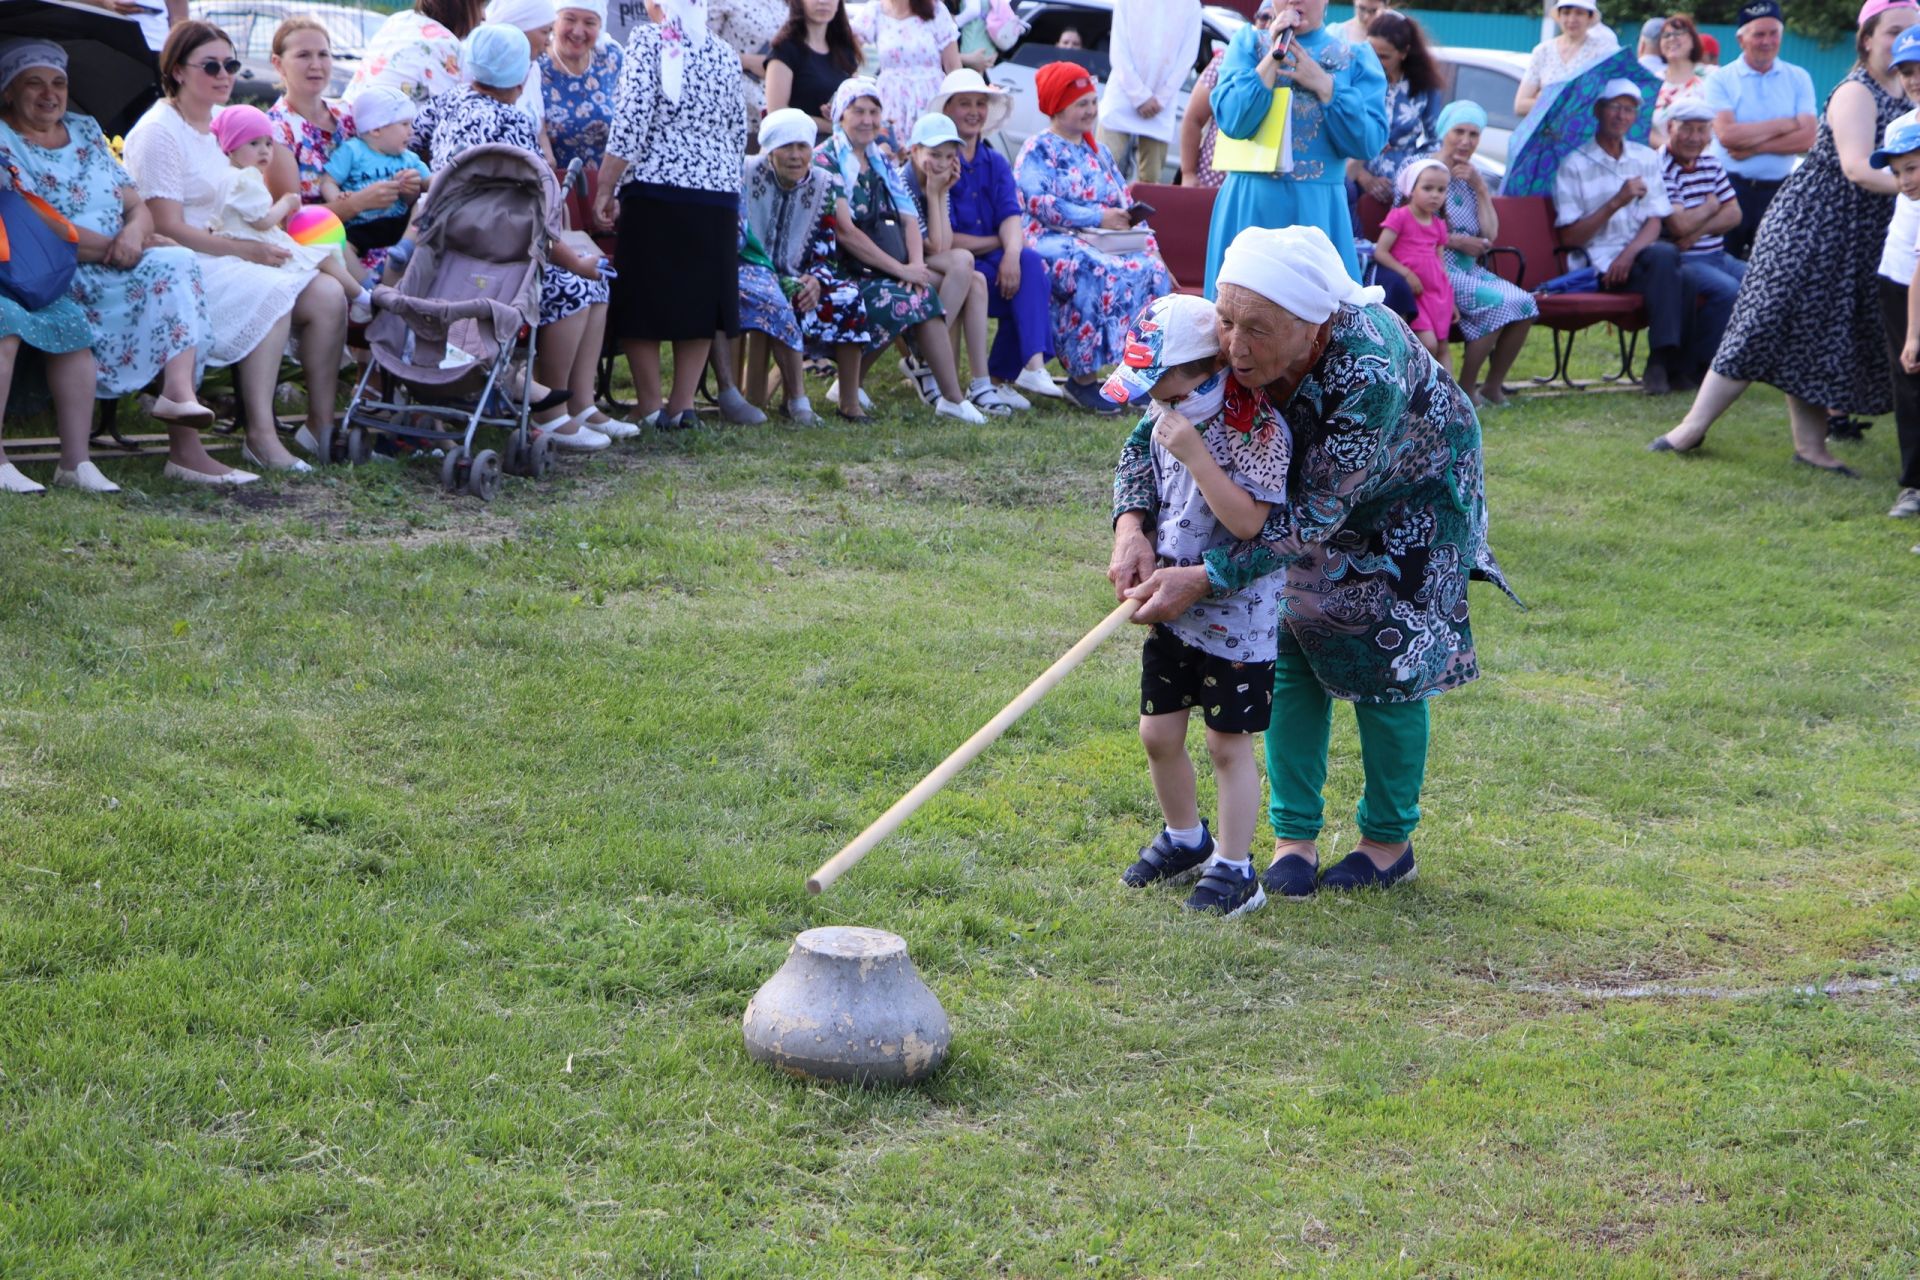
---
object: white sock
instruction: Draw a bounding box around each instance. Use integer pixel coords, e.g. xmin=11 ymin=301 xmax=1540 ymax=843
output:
xmin=789 ymin=396 xmax=812 ymax=413
xmin=1208 ymin=852 xmax=1252 ymax=869
xmin=967 ymin=376 xmax=994 ymax=395
xmin=1165 ymin=822 xmax=1206 ymax=848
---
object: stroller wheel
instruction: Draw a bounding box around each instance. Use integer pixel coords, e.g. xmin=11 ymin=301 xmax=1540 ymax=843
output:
xmin=441 ymin=445 xmax=467 ymax=493
xmin=530 ymin=432 xmax=553 ymax=479
xmin=346 ymin=427 xmax=372 ymax=466
xmin=466 ymin=449 xmax=501 ymax=501
xmin=503 ymin=434 xmax=529 ymax=477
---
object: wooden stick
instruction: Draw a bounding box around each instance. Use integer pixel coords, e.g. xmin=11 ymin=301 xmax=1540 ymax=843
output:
xmin=807 ymin=597 xmax=1142 ymax=895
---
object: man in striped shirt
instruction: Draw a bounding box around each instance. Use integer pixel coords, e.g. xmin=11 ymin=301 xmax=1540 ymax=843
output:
xmin=1659 ymin=95 xmax=1745 ymax=383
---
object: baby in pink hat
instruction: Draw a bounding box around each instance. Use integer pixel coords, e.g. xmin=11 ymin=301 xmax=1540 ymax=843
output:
xmin=212 ymin=105 xmax=373 ymax=322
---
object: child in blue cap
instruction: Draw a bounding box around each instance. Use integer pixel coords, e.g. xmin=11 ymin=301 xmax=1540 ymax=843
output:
xmin=1870 ymin=41 xmax=1920 ymax=521
xmin=1102 ymin=293 xmax=1291 ymax=917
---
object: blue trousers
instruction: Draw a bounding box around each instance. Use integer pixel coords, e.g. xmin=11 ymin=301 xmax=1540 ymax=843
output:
xmin=974 ymin=247 xmax=1055 ymax=382
xmin=1678 ymin=249 xmax=1747 ymax=372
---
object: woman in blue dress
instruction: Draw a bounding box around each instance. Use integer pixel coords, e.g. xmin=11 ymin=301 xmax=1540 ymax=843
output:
xmin=1013 ymin=61 xmax=1173 ymax=414
xmin=538 ymin=1 xmax=623 ymax=175
xmin=1205 ymin=0 xmax=1388 ymax=293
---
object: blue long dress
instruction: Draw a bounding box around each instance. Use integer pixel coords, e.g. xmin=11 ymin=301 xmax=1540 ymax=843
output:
xmin=1204 ymin=24 xmax=1388 ymax=294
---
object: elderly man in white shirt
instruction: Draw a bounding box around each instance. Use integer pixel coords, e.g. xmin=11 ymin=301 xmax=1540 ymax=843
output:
xmin=1555 ymin=78 xmax=1701 ymax=395
xmin=1096 ymin=0 xmax=1202 ymax=183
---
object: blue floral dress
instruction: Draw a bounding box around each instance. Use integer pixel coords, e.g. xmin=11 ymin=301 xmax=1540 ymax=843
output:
xmin=737 ymin=226 xmax=805 ymax=350
xmin=0 ymin=114 xmax=208 ymax=399
xmin=539 ymin=43 xmax=623 ymax=177
xmin=1013 ymin=130 xmax=1173 ymax=378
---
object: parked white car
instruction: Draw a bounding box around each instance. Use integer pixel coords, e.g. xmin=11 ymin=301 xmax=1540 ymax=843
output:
xmin=986 ymin=1 xmax=1527 ymax=181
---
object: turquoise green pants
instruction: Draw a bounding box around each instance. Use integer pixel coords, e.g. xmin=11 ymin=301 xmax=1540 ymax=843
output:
xmin=1265 ymin=646 xmax=1430 ymax=844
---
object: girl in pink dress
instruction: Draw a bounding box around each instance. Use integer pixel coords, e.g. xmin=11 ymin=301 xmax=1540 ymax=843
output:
xmin=1372 ymin=156 xmax=1456 ymax=364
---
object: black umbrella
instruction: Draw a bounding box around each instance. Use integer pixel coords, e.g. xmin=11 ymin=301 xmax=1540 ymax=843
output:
xmin=0 ymin=0 xmax=162 ymax=136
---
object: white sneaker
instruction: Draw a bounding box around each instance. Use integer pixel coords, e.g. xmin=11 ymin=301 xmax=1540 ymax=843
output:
xmin=1889 ymin=487 xmax=1920 ymax=518
xmin=163 ymin=461 xmax=257 ymax=486
xmin=1013 ymin=366 xmax=1065 ymax=398
xmin=53 ymin=461 xmax=121 ymax=494
xmin=582 ymin=410 xmax=641 ymax=439
xmin=826 ymin=380 xmax=874 ymax=411
xmin=935 ymin=396 xmax=987 ymax=425
xmin=546 ymin=422 xmax=611 ymax=451
xmin=993 ymin=382 xmax=1033 ymax=411
xmin=0 ymin=462 xmax=46 ymax=494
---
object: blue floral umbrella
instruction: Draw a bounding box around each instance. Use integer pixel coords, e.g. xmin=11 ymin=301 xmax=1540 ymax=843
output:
xmin=1499 ymin=48 xmax=1663 ymax=198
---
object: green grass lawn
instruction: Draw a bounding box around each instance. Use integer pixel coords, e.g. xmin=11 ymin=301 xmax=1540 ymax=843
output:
xmin=3 ymin=333 xmax=1918 ymax=1278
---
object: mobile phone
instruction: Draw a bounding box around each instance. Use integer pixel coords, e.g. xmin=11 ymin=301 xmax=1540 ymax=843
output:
xmin=1125 ymin=201 xmax=1155 ymax=226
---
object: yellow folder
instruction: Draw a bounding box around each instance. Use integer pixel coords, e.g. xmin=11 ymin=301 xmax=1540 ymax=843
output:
xmin=1214 ymin=86 xmax=1293 ymax=175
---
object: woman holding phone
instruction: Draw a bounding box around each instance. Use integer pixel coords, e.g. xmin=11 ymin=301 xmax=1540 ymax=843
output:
xmin=1202 ymin=0 xmax=1387 ymax=294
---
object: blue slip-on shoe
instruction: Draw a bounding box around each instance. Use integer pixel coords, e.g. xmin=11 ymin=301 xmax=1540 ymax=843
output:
xmin=1318 ymin=843 xmax=1417 ymax=892
xmin=1261 ymin=853 xmax=1320 ymax=899
xmin=1065 ymin=377 xmax=1122 ymax=416
xmin=1122 ymin=821 xmax=1213 ymax=888
xmin=1183 ymin=858 xmax=1267 ymax=917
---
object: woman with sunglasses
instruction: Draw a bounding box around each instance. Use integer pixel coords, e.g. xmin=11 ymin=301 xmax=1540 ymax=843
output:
xmin=123 ymin=21 xmax=351 ymax=477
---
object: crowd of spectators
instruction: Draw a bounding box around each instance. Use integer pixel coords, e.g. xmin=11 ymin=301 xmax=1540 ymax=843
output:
xmin=1 ymin=0 xmax=1917 ymax=523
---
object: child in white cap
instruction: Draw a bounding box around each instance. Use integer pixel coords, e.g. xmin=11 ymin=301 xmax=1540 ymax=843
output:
xmin=1103 ymin=293 xmax=1290 ymax=917
xmin=322 ymin=86 xmax=433 ymax=255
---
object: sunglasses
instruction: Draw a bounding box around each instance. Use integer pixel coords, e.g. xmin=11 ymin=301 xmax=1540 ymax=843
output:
xmin=192 ymin=57 xmax=243 ymax=76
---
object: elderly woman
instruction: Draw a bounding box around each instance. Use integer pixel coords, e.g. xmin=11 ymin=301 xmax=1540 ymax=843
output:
xmin=0 ymin=40 xmax=241 ymax=484
xmin=1014 ymin=61 xmax=1173 ymax=414
xmin=731 ymin=106 xmax=873 ymax=422
xmin=1652 ymin=0 xmax=1918 ymax=471
xmin=539 ymin=0 xmax=623 ymax=174
xmin=1112 ymin=225 xmax=1514 ymax=897
xmin=1515 ymin=0 xmax=1620 ymax=116
xmin=1348 ymin=11 xmax=1444 ymax=205
xmin=1430 ymin=100 xmax=1538 ymax=407
xmin=435 ymin=24 xmax=619 ymax=447
xmin=123 ymin=21 xmax=350 ymax=476
xmin=0 ymin=168 xmax=115 ymax=495
xmin=593 ymin=0 xmax=744 ymax=430
xmin=1204 ymin=0 xmax=1386 ymax=294
xmin=936 ymin=68 xmax=1058 ymax=405
xmin=814 ymin=78 xmax=983 ymax=422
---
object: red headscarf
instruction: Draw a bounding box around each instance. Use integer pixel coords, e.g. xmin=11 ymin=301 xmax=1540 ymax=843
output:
xmin=1035 ymin=60 xmax=1098 ymax=123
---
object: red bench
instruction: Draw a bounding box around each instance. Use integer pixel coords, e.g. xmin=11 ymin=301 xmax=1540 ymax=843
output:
xmin=1487 ymin=194 xmax=1646 ymax=388
xmin=1130 ymin=181 xmax=1213 ymax=296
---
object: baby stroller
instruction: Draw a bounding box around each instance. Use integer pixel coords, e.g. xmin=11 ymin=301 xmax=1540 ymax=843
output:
xmin=333 ymin=143 xmax=565 ymax=499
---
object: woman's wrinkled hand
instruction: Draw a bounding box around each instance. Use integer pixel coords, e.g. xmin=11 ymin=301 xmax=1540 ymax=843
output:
xmin=792 ymin=275 xmax=822 ymax=312
xmin=1098 ymin=207 xmax=1132 ymax=231
xmin=1107 ymin=518 xmax=1157 ymax=602
xmin=1125 ymin=565 xmax=1212 ymax=624
xmin=996 ymin=250 xmax=1021 ymax=299
xmin=591 ymin=185 xmax=616 ymax=232
xmin=105 ymin=228 xmax=144 ymax=270
xmin=896 ymin=260 xmax=937 ymax=288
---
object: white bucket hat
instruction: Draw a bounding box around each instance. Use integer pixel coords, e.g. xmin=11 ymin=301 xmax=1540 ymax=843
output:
xmin=929 ymin=68 xmax=1012 ymax=135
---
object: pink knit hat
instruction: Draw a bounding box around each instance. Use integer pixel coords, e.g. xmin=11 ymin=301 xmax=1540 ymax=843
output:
xmin=211 ymin=104 xmax=273 ymax=155
xmin=1859 ymin=0 xmax=1917 ymax=27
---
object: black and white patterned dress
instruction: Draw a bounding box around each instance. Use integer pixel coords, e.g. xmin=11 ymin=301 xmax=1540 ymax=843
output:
xmin=428 ymin=87 xmax=609 ymax=327
xmin=1711 ymin=67 xmax=1906 ymax=413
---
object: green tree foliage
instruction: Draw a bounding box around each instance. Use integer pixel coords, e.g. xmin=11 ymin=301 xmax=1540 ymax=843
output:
xmin=1410 ymin=0 xmax=1859 ymax=45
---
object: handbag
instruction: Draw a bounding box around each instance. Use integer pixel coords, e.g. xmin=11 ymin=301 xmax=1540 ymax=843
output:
xmin=846 ymin=179 xmax=909 ymax=272
xmin=984 ymin=0 xmax=1024 ymax=51
xmin=0 ymin=167 xmax=80 ymax=312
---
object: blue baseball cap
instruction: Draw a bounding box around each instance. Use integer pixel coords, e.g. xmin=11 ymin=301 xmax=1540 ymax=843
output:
xmin=1872 ymin=116 xmax=1920 ymax=167
xmin=1893 ymin=23 xmax=1920 ymax=67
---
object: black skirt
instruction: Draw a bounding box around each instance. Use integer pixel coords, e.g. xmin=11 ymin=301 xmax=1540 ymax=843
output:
xmin=611 ymin=185 xmax=740 ymax=341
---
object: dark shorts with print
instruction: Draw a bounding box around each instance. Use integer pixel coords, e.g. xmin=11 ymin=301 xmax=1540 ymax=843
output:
xmin=1139 ymin=626 xmax=1275 ymax=734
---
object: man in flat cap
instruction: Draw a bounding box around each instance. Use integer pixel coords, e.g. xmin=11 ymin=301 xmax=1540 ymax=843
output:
xmin=1703 ymin=0 xmax=1817 ymax=257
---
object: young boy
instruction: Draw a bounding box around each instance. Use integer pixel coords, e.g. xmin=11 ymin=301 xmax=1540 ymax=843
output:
xmin=1103 ymin=294 xmax=1291 ymax=917
xmin=323 ymin=87 xmax=433 ymax=255
xmin=1872 ymin=83 xmax=1920 ymax=521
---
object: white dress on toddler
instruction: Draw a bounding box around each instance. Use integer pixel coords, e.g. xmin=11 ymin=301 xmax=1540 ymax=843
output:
xmin=215 ymin=166 xmax=347 ymax=276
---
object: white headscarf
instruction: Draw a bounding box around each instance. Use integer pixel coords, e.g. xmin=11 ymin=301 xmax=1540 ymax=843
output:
xmin=1217 ymin=225 xmax=1385 ymax=324
xmin=758 ymin=106 xmax=814 ymax=152
xmin=657 ymin=0 xmax=712 ymax=104
xmin=557 ymin=0 xmax=606 ymax=18
xmin=486 ymin=0 xmax=557 ymax=29
xmin=0 ymin=39 xmax=66 ymax=97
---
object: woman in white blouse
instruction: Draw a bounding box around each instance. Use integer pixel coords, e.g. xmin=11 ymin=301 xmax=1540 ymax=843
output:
xmin=123 ymin=21 xmax=349 ymax=476
xmin=1514 ymin=0 xmax=1621 ymax=117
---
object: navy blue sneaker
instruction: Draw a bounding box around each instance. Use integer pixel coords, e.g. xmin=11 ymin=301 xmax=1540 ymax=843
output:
xmin=1183 ymin=858 xmax=1267 ymax=917
xmin=1065 ymin=377 xmax=1122 ymax=415
xmin=1122 ymin=822 xmax=1213 ymax=887
xmin=1318 ymin=843 xmax=1417 ymax=892
xmin=1262 ymin=853 xmax=1319 ymax=898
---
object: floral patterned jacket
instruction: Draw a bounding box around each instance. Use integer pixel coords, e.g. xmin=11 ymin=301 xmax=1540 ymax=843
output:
xmin=1114 ymin=303 xmax=1517 ymax=704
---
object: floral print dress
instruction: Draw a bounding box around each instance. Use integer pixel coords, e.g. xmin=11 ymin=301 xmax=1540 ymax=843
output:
xmin=267 ymin=96 xmax=355 ymax=204
xmin=813 ymin=152 xmax=942 ymax=349
xmin=0 ymin=114 xmax=209 ymax=398
xmin=539 ymin=43 xmax=623 ymax=176
xmin=847 ymin=4 xmax=958 ymax=142
xmin=1014 ymin=129 xmax=1173 ymax=378
xmin=344 ymin=9 xmax=466 ymax=107
xmin=740 ymin=159 xmax=873 ymax=353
